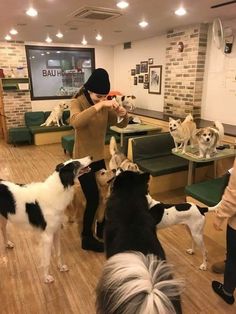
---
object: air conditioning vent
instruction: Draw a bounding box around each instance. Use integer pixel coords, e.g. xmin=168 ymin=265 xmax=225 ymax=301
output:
xmin=71 ymin=7 xmax=122 ymax=21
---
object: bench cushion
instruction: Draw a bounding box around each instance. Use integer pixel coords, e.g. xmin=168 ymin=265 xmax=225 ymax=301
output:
xmin=8 ymin=127 xmax=32 ymax=144
xmin=29 ymin=125 xmax=73 ymax=134
xmin=25 ymin=112 xmax=45 ymax=127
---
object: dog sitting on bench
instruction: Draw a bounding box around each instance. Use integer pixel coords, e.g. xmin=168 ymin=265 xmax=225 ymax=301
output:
xmin=41 ymin=103 xmax=68 ymax=127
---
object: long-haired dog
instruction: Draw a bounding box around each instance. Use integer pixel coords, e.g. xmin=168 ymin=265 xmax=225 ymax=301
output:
xmin=195 ymin=121 xmax=224 ymax=158
xmin=169 ymin=114 xmax=196 ymax=154
xmin=107 ymin=95 xmax=136 ymax=111
xmin=109 ymin=136 xmax=139 ymax=172
xmin=97 ymin=171 xmax=183 ymax=313
xmin=40 ymin=103 xmax=68 ymax=127
xmin=0 ymin=157 xmax=92 ymax=283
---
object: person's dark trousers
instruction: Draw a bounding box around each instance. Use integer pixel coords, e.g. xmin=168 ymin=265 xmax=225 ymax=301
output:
xmin=224 ymin=224 xmax=236 ymax=294
xmin=79 ymin=159 xmax=106 ymax=237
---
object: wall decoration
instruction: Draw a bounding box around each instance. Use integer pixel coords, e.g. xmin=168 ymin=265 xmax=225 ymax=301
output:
xmin=136 ymin=64 xmax=140 ymax=74
xmin=138 ymin=75 xmax=144 ymax=83
xmin=134 ymin=76 xmax=137 ymax=85
xmin=148 ymin=58 xmax=154 ymax=65
xmin=143 ymin=82 xmax=149 ymax=89
xmin=148 ymin=65 xmax=162 ymax=94
xmin=131 ymin=69 xmax=136 ymax=76
xmin=144 ymin=73 xmax=149 ymax=82
xmin=140 ymin=61 xmax=148 ymax=73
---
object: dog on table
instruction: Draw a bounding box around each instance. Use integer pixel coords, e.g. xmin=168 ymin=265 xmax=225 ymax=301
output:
xmin=146 ymin=194 xmax=215 ymax=270
xmin=107 ymin=95 xmax=136 ymax=111
xmin=0 ymin=157 xmax=92 ymax=283
xmin=109 ymin=136 xmax=140 ymax=172
xmin=169 ymin=114 xmax=196 ymax=154
xmin=195 ymin=121 xmax=224 ymax=158
xmin=40 ymin=103 xmax=68 ymax=127
xmin=97 ymin=171 xmax=183 ymax=314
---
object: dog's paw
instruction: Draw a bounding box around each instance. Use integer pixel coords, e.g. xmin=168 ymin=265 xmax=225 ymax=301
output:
xmin=6 ymin=241 xmax=14 ymax=249
xmin=199 ymin=263 xmax=207 ymax=271
xmin=186 ymin=248 xmax=194 ymax=255
xmin=44 ymin=275 xmax=54 ymax=283
xmin=206 ymin=154 xmax=210 ymax=159
xmin=174 ymin=148 xmax=178 ymax=152
xmin=58 ymin=264 xmax=69 ymax=272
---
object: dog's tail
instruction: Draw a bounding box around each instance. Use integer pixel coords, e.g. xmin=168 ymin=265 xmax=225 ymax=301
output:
xmin=96 ymin=252 xmax=184 ymax=314
xmin=213 ymin=121 xmax=224 ymax=142
xmin=109 ymin=136 xmax=118 ymax=156
xmin=184 ymin=113 xmax=194 ymax=122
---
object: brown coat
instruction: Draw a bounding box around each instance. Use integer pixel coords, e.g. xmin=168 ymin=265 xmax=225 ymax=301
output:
xmin=215 ymin=158 xmax=236 ymax=230
xmin=70 ymin=93 xmax=128 ymax=161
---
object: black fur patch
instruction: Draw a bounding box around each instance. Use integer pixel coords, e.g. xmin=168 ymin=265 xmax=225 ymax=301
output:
xmin=121 ymin=95 xmax=125 ymax=102
xmin=25 ymin=201 xmax=47 ymax=230
xmin=56 ymin=162 xmax=79 ymax=188
xmin=149 ymin=203 xmax=165 ymax=225
xmin=196 ymin=205 xmax=208 ymax=216
xmin=0 ymin=183 xmax=16 ymax=218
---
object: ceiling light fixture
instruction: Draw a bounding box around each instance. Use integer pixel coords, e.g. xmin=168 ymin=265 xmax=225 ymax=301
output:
xmin=96 ymin=33 xmax=102 ymax=41
xmin=26 ymin=7 xmax=38 ymax=17
xmin=139 ymin=21 xmax=148 ymax=28
xmin=81 ymin=36 xmax=87 ymax=45
xmin=175 ymin=7 xmax=187 ymax=16
xmin=56 ymin=32 xmax=63 ymax=38
xmin=116 ymin=1 xmax=129 ymax=9
xmin=45 ymin=36 xmax=52 ymax=43
xmin=5 ymin=35 xmax=12 ymax=41
xmin=10 ymin=29 xmax=18 ymax=35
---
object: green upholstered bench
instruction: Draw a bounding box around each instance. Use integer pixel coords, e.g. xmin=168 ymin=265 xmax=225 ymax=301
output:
xmin=8 ymin=127 xmax=32 ymax=145
xmin=185 ymin=173 xmax=230 ymax=206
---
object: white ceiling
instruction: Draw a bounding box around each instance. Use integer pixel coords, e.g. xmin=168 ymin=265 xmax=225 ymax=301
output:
xmin=0 ymin=0 xmax=236 ymax=46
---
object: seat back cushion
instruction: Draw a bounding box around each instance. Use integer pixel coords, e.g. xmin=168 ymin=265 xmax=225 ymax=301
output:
xmin=25 ymin=112 xmax=45 ymax=127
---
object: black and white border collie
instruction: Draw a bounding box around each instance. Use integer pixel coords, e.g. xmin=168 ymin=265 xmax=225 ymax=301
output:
xmin=99 ymin=171 xmax=183 ymax=314
xmin=0 ymin=157 xmax=92 ymax=283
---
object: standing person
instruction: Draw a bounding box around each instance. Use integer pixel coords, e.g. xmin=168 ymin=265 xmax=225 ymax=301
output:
xmin=70 ymin=68 xmax=128 ymax=252
xmin=212 ymin=158 xmax=236 ymax=305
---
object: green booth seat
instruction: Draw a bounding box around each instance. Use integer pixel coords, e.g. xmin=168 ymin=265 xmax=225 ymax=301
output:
xmin=8 ymin=127 xmax=32 ymax=145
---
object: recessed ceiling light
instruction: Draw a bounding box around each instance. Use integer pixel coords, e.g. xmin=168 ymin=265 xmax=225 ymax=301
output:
xmin=139 ymin=21 xmax=148 ymax=28
xmin=41 ymin=53 xmax=45 ymax=56
xmin=5 ymin=35 xmax=12 ymax=41
xmin=96 ymin=33 xmax=102 ymax=41
xmin=116 ymin=1 xmax=129 ymax=9
xmin=26 ymin=7 xmax=38 ymax=17
xmin=81 ymin=36 xmax=87 ymax=45
xmin=45 ymin=36 xmax=52 ymax=43
xmin=56 ymin=51 xmax=61 ymax=53
xmin=175 ymin=7 xmax=186 ymax=16
xmin=56 ymin=32 xmax=63 ymax=38
xmin=32 ymin=56 xmax=35 ymax=59
xmin=46 ymin=52 xmax=50 ymax=54
xmin=10 ymin=29 xmax=18 ymax=35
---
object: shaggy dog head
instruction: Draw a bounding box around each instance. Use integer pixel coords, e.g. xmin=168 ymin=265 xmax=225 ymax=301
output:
xmin=195 ymin=127 xmax=219 ymax=146
xmin=56 ymin=156 xmax=92 ymax=188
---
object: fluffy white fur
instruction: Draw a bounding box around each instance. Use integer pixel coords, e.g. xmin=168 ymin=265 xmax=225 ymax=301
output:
xmin=169 ymin=114 xmax=196 ymax=154
xmin=0 ymin=157 xmax=91 ymax=283
xmin=40 ymin=103 xmax=68 ymax=127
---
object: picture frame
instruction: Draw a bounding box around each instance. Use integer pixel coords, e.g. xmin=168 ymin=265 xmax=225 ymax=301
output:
xmin=148 ymin=58 xmax=154 ymax=65
xmin=138 ymin=75 xmax=144 ymax=83
xmin=143 ymin=82 xmax=149 ymax=89
xmin=131 ymin=69 xmax=136 ymax=76
xmin=148 ymin=65 xmax=162 ymax=94
xmin=136 ymin=64 xmax=140 ymax=74
xmin=134 ymin=76 xmax=137 ymax=85
xmin=144 ymin=73 xmax=149 ymax=82
xmin=140 ymin=61 xmax=148 ymax=73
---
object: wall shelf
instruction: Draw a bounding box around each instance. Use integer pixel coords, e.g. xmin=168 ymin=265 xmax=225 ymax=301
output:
xmin=1 ymin=77 xmax=30 ymax=92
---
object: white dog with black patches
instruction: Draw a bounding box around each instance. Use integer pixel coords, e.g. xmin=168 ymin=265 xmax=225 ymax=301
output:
xmin=40 ymin=103 xmax=68 ymax=127
xmin=147 ymin=194 xmax=215 ymax=270
xmin=107 ymin=95 xmax=136 ymax=111
xmin=0 ymin=157 xmax=92 ymax=283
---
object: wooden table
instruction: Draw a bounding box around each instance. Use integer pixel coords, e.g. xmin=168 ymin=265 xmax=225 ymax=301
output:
xmin=110 ymin=123 xmax=162 ymax=147
xmin=172 ymin=146 xmax=236 ymax=185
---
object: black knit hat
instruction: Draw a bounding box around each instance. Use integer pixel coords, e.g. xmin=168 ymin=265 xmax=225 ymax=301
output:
xmin=84 ymin=68 xmax=110 ymax=95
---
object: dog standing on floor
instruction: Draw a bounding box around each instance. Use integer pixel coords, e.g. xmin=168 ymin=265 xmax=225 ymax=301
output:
xmin=169 ymin=114 xmax=196 ymax=154
xmin=40 ymin=103 xmax=68 ymax=127
xmin=98 ymin=171 xmax=183 ymax=313
xmin=0 ymin=157 xmax=92 ymax=283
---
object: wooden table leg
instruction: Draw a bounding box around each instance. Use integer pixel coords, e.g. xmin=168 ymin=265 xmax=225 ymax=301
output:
xmin=187 ymin=161 xmax=194 ymax=185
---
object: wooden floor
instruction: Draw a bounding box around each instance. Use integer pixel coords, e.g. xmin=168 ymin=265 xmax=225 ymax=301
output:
xmin=0 ymin=139 xmax=235 ymax=314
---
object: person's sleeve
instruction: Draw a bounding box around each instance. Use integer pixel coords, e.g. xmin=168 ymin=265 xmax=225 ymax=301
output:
xmin=107 ymin=109 xmax=129 ymax=128
xmin=70 ymin=98 xmax=97 ymax=129
xmin=214 ymin=159 xmax=236 ymax=223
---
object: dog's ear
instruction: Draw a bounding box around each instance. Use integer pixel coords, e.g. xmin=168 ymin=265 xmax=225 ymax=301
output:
xmin=131 ymin=95 xmax=136 ymax=99
xmin=56 ymin=163 xmax=64 ymax=172
xmin=169 ymin=117 xmax=173 ymax=122
xmin=195 ymin=129 xmax=203 ymax=138
xmin=121 ymin=96 xmax=125 ymax=102
xmin=176 ymin=119 xmax=181 ymax=124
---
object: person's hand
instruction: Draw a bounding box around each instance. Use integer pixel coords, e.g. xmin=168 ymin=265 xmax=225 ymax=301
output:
xmin=213 ymin=216 xmax=224 ymax=231
xmin=94 ymin=100 xmax=115 ymax=112
xmin=114 ymin=104 xmax=127 ymax=117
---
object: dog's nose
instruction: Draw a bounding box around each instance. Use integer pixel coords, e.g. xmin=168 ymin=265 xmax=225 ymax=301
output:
xmin=206 ymin=138 xmax=210 ymax=142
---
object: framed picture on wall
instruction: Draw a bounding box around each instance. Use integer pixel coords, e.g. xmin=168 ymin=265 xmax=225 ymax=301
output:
xmin=138 ymin=75 xmax=144 ymax=83
xmin=136 ymin=64 xmax=140 ymax=74
xmin=140 ymin=61 xmax=148 ymax=73
xmin=144 ymin=73 xmax=149 ymax=82
xmin=134 ymin=76 xmax=137 ymax=85
xmin=143 ymin=82 xmax=149 ymax=89
xmin=131 ymin=69 xmax=136 ymax=76
xmin=148 ymin=65 xmax=162 ymax=94
xmin=148 ymin=58 xmax=154 ymax=65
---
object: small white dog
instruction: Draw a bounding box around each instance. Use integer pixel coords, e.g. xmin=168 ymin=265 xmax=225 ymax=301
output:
xmin=40 ymin=103 xmax=68 ymax=127
xmin=147 ymin=194 xmax=215 ymax=270
xmin=0 ymin=157 xmax=92 ymax=283
xmin=107 ymin=95 xmax=136 ymax=111
xmin=169 ymin=114 xmax=196 ymax=154
xmin=195 ymin=121 xmax=224 ymax=158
